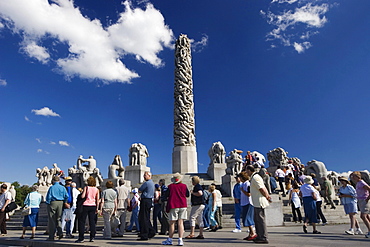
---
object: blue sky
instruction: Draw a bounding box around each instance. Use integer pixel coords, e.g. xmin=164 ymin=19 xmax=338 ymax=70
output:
xmin=1 ymin=0 xmax=369 ymax=185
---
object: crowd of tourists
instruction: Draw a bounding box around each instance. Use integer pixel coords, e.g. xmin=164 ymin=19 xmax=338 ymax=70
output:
xmin=0 ymin=164 xmax=370 ymax=244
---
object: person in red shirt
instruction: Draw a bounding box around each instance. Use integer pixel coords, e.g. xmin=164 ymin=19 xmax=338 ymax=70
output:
xmin=162 ymin=173 xmax=189 ymax=246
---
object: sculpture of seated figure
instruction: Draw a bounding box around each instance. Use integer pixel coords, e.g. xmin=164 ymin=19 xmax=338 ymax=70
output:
xmin=77 ymin=155 xmax=103 ymax=186
xmin=226 ymin=149 xmax=243 ymax=175
xmin=208 ymin=141 xmax=226 ymax=165
xmin=108 ymin=155 xmax=125 ymax=179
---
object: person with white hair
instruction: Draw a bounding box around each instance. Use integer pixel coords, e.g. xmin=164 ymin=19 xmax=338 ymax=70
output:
xmin=115 ymin=178 xmax=130 ymax=237
xmin=20 ymin=185 xmax=42 ymax=239
xmin=138 ymin=171 xmax=155 ymax=241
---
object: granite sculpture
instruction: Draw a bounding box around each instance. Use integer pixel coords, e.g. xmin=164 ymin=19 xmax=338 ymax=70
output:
xmin=208 ymin=141 xmax=226 ymax=164
xmin=267 ymin=147 xmax=289 ymax=168
xmin=108 ymin=155 xmax=125 ymax=179
xmin=226 ymin=149 xmax=243 ymax=175
xmin=35 ymin=163 xmax=62 ymax=186
xmin=129 ymin=143 xmax=149 ymax=166
xmin=68 ymin=155 xmax=104 ymax=187
xmin=172 ymin=34 xmax=198 ymax=173
xmin=305 ymin=160 xmax=328 ymax=184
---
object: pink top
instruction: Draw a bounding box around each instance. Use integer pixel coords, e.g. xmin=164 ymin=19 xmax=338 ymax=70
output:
xmin=83 ymin=186 xmax=99 ymax=206
xmin=167 ymin=183 xmax=189 ymax=209
xmin=356 ymin=180 xmax=369 ymax=200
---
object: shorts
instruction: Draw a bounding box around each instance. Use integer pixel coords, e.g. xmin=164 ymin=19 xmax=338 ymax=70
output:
xmin=343 ymin=202 xmax=357 ymax=215
xmin=169 ymin=208 xmax=187 ymax=221
xmin=358 ymin=199 xmax=370 ymax=214
xmin=189 ymin=204 xmax=205 ymax=227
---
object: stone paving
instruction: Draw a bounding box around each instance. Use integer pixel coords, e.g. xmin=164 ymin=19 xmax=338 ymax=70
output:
xmin=0 ymin=224 xmax=369 ymax=247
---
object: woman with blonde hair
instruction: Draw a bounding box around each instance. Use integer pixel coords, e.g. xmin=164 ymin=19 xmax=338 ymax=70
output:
xmin=20 ymin=185 xmax=42 ymax=239
xmin=207 ymin=185 xmax=218 ymax=232
xmin=75 ymin=176 xmax=100 ymax=243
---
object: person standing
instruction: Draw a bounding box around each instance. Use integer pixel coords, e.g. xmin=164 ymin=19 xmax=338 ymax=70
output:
xmin=350 ymin=171 xmax=370 ymax=238
xmin=153 ymin=184 xmax=162 ymax=234
xmin=75 ymin=176 xmax=100 ymax=243
xmin=239 ymin=171 xmax=256 ymax=241
xmin=186 ymin=176 xmax=205 ymax=239
xmin=127 ymin=188 xmax=140 ymax=232
xmin=288 ymin=183 xmax=302 ymax=223
xmin=299 ymin=176 xmax=321 ymax=235
xmin=274 ymin=166 xmax=286 ymax=196
xmin=158 ymin=179 xmax=169 ymax=235
xmin=246 ymin=165 xmax=271 ymax=244
xmin=0 ymin=184 xmax=11 ymax=236
xmin=338 ymin=176 xmax=363 ymax=235
xmin=45 ymin=176 xmax=69 ymax=241
xmin=161 ymin=173 xmax=189 ymax=246
xmin=20 ymin=185 xmax=42 ymax=239
xmin=232 ymin=175 xmax=242 ymax=233
xmin=115 ymin=178 xmax=130 ymax=237
xmin=322 ymin=176 xmax=336 ymax=209
xmin=207 ymin=185 xmax=219 ymax=231
xmin=100 ymin=180 xmax=117 ymax=239
xmin=211 ymin=183 xmax=223 ymax=229
xmin=138 ymin=171 xmax=155 ymax=241
xmin=61 ymin=177 xmax=79 ymax=238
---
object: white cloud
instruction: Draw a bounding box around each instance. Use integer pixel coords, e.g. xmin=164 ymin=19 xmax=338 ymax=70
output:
xmin=21 ymin=40 xmax=50 ymax=64
xmin=0 ymin=0 xmax=174 ymax=84
xmin=59 ymin=140 xmax=70 ymax=147
xmin=36 ymin=138 xmax=41 ymax=143
xmin=190 ymin=34 xmax=209 ymax=53
xmin=50 ymin=141 xmax=56 ymax=145
xmin=31 ymin=107 xmax=60 ymax=117
xmin=0 ymin=79 xmax=7 ymax=86
xmin=37 ymin=149 xmax=43 ymax=153
xmin=24 ymin=116 xmax=31 ymax=122
xmin=262 ymin=1 xmax=330 ymax=53
xmin=293 ymin=41 xmax=311 ymax=53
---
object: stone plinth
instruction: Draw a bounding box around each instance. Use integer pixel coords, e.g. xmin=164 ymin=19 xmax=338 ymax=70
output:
xmin=207 ymin=163 xmax=226 ymax=184
xmin=38 ymin=185 xmax=49 ymax=202
xmin=221 ymin=174 xmax=235 ymax=197
xmin=266 ymin=194 xmax=283 ymax=226
xmin=125 ymin=165 xmax=150 ymax=188
xmin=172 ymin=146 xmax=198 ymax=174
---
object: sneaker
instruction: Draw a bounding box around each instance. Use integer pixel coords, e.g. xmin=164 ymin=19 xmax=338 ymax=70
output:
xmin=365 ymin=232 xmax=370 ymax=238
xmin=322 ymin=222 xmax=327 ymax=226
xmin=355 ymin=229 xmax=363 ymax=235
xmin=345 ymin=229 xmax=355 ymax=235
xmin=162 ymin=239 xmax=173 ymax=245
xmin=232 ymin=229 xmax=242 ymax=233
xmin=177 ymin=239 xmax=184 ymax=246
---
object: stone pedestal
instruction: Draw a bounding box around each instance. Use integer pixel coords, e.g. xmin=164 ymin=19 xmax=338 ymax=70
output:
xmin=172 ymin=146 xmax=198 ymax=174
xmin=266 ymin=194 xmax=283 ymax=226
xmin=221 ymin=174 xmax=235 ymax=197
xmin=207 ymin=163 xmax=226 ymax=184
xmin=125 ymin=165 xmax=150 ymax=188
xmin=38 ymin=185 xmax=49 ymax=202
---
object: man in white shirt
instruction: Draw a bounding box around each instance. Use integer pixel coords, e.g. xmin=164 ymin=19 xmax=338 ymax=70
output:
xmin=0 ymin=184 xmax=11 ymax=236
xmin=246 ymin=165 xmax=271 ymax=244
xmin=274 ymin=166 xmax=286 ymax=196
xmin=115 ymin=178 xmax=130 ymax=236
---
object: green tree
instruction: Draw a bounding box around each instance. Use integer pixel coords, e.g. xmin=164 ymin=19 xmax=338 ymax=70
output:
xmin=11 ymin=181 xmax=31 ymax=207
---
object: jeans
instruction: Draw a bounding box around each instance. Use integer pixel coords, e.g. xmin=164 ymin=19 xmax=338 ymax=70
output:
xmin=234 ymin=202 xmax=241 ymax=230
xmin=127 ymin=207 xmax=140 ymax=231
xmin=78 ymin=205 xmax=97 ymax=241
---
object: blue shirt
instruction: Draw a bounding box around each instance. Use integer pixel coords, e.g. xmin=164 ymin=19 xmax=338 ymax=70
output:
xmin=160 ymin=184 xmax=168 ymax=202
xmin=24 ymin=191 xmax=42 ymax=208
xmin=233 ymin=182 xmax=242 ymax=200
xmin=45 ymin=182 xmax=69 ymax=204
xmin=139 ymin=179 xmax=155 ymax=199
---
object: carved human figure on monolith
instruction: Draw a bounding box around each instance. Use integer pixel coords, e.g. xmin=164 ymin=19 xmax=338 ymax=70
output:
xmin=208 ymin=141 xmax=226 ymax=164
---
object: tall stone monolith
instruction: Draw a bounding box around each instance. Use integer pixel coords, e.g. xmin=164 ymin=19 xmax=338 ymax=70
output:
xmin=172 ymin=34 xmax=198 ymax=174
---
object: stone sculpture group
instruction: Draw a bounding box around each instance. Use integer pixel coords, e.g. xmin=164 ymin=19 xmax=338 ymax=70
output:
xmin=36 ymin=163 xmax=62 ymax=186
